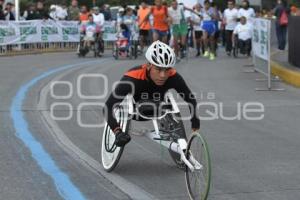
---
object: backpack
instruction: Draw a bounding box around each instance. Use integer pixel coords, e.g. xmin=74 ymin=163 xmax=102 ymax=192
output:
xmin=279 ymin=10 xmax=288 ymax=26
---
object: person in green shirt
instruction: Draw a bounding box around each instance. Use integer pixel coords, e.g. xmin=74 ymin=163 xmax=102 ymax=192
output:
xmin=68 ymin=0 xmax=80 ymax=21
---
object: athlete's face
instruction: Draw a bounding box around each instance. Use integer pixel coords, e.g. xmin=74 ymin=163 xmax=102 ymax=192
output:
xmin=149 ymin=65 xmax=171 ymax=86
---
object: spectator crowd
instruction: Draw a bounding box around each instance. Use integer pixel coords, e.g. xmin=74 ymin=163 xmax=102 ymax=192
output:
xmin=0 ymin=0 xmax=298 ymax=55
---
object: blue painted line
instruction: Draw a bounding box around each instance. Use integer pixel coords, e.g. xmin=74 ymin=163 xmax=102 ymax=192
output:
xmin=10 ymin=59 xmax=108 ymax=200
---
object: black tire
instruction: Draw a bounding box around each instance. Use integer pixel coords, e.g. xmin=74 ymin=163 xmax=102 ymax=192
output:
xmin=132 ymin=41 xmax=138 ymax=59
xmin=160 ymin=113 xmax=187 ymax=169
xmin=129 ymin=46 xmax=133 ymax=59
xmin=134 ymin=42 xmax=138 ymax=59
xmin=233 ymin=36 xmax=239 ymax=58
xmin=233 ymin=46 xmax=238 ymax=58
xmin=99 ymin=39 xmax=104 ymax=53
xmin=94 ymin=42 xmax=99 ymax=57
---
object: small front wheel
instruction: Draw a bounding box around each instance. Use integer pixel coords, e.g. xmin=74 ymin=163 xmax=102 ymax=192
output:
xmin=185 ymin=132 xmax=211 ymax=200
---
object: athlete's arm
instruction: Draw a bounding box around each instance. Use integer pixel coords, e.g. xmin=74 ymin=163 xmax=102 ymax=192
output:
xmin=104 ymin=76 xmax=134 ymax=132
xmin=170 ymin=73 xmax=200 ymax=130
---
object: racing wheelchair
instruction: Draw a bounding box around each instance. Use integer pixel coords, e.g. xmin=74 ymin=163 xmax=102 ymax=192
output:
xmin=101 ymin=92 xmax=211 ymax=200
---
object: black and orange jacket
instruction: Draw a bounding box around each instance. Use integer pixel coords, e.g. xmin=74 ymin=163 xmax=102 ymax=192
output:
xmin=105 ymin=64 xmax=200 ymax=132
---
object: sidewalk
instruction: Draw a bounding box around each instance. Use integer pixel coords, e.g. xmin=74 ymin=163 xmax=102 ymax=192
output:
xmin=271 ymin=50 xmax=300 ymax=87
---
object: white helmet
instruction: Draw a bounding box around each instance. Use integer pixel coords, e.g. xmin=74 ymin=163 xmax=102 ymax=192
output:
xmin=145 ymin=40 xmax=176 ymax=68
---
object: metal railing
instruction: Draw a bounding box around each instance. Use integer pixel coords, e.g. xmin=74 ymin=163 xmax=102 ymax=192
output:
xmin=0 ymin=42 xmax=78 ymax=56
xmin=0 ymin=41 xmax=116 ymax=56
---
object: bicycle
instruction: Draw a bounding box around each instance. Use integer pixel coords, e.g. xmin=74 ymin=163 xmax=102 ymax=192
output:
xmin=101 ymin=92 xmax=211 ymax=200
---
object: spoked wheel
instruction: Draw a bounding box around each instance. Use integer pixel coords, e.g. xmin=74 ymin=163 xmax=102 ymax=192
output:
xmin=101 ymin=105 xmax=130 ymax=172
xmin=185 ymin=132 xmax=211 ymax=200
xmin=159 ymin=113 xmax=187 ymax=169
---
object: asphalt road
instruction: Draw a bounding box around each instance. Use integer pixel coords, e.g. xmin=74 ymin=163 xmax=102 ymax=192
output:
xmin=1 ymin=49 xmax=300 ymax=200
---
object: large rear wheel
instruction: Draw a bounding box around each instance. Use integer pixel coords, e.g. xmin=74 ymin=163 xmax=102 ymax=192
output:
xmin=101 ymin=105 xmax=130 ymax=172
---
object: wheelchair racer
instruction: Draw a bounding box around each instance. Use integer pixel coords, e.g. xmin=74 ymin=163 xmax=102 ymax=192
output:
xmin=104 ymin=40 xmax=200 ymax=147
xmin=80 ymin=14 xmax=101 ymax=52
xmin=232 ymin=16 xmax=252 ymax=56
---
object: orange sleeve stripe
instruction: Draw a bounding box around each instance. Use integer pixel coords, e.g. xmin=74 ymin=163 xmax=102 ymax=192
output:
xmin=125 ymin=65 xmax=176 ymax=80
xmin=124 ymin=64 xmax=147 ymax=80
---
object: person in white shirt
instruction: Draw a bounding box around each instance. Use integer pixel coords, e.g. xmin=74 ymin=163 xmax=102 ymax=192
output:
xmin=237 ymin=0 xmax=255 ymax=25
xmin=57 ymin=4 xmax=68 ymax=20
xmin=190 ymin=3 xmax=203 ymax=57
xmin=92 ymin=7 xmax=105 ymax=30
xmin=167 ymin=0 xmax=197 ymax=59
xmin=201 ymin=0 xmax=217 ymax=60
xmin=232 ymin=16 xmax=252 ymax=56
xmin=92 ymin=7 xmax=105 ymax=56
xmin=177 ymin=0 xmax=198 ymax=22
xmin=49 ymin=5 xmax=59 ymax=20
xmin=168 ymin=0 xmax=188 ymax=58
xmin=223 ymin=0 xmax=238 ymax=56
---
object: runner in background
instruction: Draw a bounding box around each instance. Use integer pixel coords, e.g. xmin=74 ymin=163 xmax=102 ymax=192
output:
xmin=201 ymin=0 xmax=217 ymax=60
xmin=141 ymin=0 xmax=169 ymax=43
xmin=138 ymin=1 xmax=151 ymax=52
xmin=177 ymin=0 xmax=199 ymax=48
xmin=223 ymin=0 xmax=238 ymax=56
xmin=211 ymin=2 xmax=222 ymax=53
xmin=168 ymin=0 xmax=188 ymax=60
xmin=190 ymin=3 xmax=203 ymax=57
xmin=238 ymin=0 xmax=255 ymax=25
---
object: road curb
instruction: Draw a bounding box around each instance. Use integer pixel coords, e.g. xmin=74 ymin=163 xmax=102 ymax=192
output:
xmin=271 ymin=60 xmax=300 ymax=88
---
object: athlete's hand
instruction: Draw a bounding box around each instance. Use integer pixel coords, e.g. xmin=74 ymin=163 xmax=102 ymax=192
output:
xmin=114 ymin=128 xmax=131 ymax=147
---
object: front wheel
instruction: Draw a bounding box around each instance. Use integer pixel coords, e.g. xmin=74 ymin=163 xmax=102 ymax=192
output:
xmin=185 ymin=132 xmax=211 ymax=200
xmin=101 ymin=105 xmax=130 ymax=172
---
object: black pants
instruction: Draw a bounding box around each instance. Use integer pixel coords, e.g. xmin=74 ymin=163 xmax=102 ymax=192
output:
xmin=238 ymin=39 xmax=251 ymax=55
xmin=275 ymin=23 xmax=287 ymax=50
xmin=225 ymin=30 xmax=234 ymax=52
